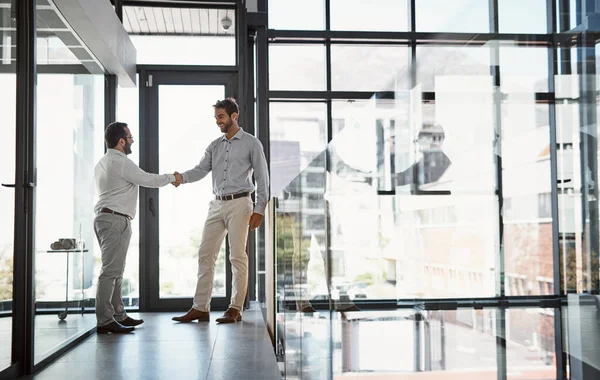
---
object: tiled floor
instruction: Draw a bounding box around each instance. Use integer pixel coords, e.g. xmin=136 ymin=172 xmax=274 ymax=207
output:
xmin=28 ymin=306 xmax=282 ymax=380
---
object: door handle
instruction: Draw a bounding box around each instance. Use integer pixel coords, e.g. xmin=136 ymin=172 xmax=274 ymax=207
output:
xmin=2 ymin=182 xmax=35 ymax=188
xmin=149 ymin=198 xmax=156 ymax=217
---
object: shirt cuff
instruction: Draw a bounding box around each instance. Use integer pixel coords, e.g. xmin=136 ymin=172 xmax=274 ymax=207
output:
xmin=167 ymin=174 xmax=176 ymax=183
xmin=254 ymin=203 xmax=266 ymax=216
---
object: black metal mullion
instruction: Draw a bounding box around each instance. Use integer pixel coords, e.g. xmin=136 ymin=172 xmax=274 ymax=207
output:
xmin=122 ymin=1 xmax=236 ymax=10
xmin=112 ymin=0 xmax=123 ymax=21
xmin=410 ymin=0 xmax=416 ymax=89
xmin=12 ymin=0 xmax=36 ymax=376
xmin=547 ymin=1 xmax=567 ymax=379
xmin=325 ymin=1 xmax=334 ymax=379
xmin=104 ymin=75 xmax=117 ymax=155
xmin=488 ymin=1 xmax=507 ymax=380
xmin=138 ymin=69 xmax=154 ymax=312
xmin=105 ymin=0 xmax=122 ymax=151
xmin=269 ymin=90 xmax=555 ymax=103
xmin=246 ymin=30 xmax=257 ymax=304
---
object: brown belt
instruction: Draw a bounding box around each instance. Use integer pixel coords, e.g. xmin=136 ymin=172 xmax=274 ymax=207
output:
xmin=100 ymin=208 xmax=132 ymax=220
xmin=215 ymin=192 xmax=250 ymax=201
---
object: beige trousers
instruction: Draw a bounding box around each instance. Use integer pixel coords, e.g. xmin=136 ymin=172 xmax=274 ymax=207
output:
xmin=192 ymin=196 xmax=253 ymax=312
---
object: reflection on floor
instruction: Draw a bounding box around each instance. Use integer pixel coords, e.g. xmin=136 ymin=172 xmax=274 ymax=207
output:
xmin=30 ymin=306 xmax=282 ymax=380
xmin=34 ymin=313 xmax=96 ymax=363
xmin=0 ymin=316 xmax=11 ymax=370
xmin=0 ymin=313 xmax=96 ymax=368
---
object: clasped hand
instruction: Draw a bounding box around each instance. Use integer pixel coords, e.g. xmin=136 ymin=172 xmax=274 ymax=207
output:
xmin=171 ymin=172 xmax=183 ymax=187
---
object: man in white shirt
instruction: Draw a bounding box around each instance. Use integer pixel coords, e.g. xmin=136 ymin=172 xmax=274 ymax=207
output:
xmin=94 ymin=122 xmax=178 ymax=333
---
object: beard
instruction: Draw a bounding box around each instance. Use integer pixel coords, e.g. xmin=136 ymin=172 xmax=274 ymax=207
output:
xmin=219 ymin=118 xmax=233 ymax=133
xmin=124 ymin=141 xmax=132 ymax=155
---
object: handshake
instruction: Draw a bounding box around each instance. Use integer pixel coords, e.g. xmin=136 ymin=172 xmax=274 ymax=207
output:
xmin=171 ymin=171 xmax=183 ymax=187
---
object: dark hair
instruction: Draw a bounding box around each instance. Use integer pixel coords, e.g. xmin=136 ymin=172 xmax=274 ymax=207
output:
xmin=213 ymin=97 xmax=239 ymax=117
xmin=105 ymin=122 xmax=128 ymax=149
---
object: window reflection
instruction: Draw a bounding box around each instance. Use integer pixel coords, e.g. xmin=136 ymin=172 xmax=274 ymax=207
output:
xmin=331 ymin=45 xmax=410 ymax=91
xmin=34 ymin=74 xmax=104 ymax=363
xmin=416 ymin=46 xmax=491 ymax=92
xmin=0 ymin=15 xmax=16 ymax=369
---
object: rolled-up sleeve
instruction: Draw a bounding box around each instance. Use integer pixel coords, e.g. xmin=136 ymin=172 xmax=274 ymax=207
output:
xmin=120 ymin=159 xmax=175 ymax=188
xmin=251 ymin=139 xmax=270 ymax=215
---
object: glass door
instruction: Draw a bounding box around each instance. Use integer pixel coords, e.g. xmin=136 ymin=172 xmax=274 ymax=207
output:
xmin=141 ymin=71 xmax=237 ymax=311
xmin=0 ymin=29 xmax=16 ymax=374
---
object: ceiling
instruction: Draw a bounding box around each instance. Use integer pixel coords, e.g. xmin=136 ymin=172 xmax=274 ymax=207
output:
xmin=123 ymin=6 xmax=235 ymax=36
xmin=0 ymin=0 xmax=103 ymax=73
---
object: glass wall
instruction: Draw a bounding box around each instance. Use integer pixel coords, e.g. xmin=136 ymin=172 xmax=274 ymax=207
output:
xmin=122 ymin=6 xmax=236 ymax=66
xmin=0 ymin=0 xmax=16 ymax=371
xmin=267 ymin=0 xmax=598 ymax=379
xmin=116 ymin=77 xmax=140 ymax=309
xmin=33 ymin=0 xmax=104 ymax=364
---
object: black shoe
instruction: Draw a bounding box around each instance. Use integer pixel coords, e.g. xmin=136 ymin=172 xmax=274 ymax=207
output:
xmin=119 ymin=317 xmax=144 ymax=327
xmin=97 ymin=321 xmax=135 ymax=334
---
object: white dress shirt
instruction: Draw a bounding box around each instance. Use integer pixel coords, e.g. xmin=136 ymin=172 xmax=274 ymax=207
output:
xmin=94 ymin=149 xmax=176 ymax=219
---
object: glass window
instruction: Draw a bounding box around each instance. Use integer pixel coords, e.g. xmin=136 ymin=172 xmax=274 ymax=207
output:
xmin=499 ymin=0 xmax=548 ymax=33
xmin=124 ymin=7 xmax=236 ymax=65
xmin=35 ymin=74 xmax=104 ymax=363
xmin=499 ymin=46 xmax=549 ymax=93
xmin=331 ymin=45 xmax=410 ymax=91
xmin=116 ymin=76 xmax=140 ymax=309
xmin=269 ymin=44 xmax=326 ymax=91
xmin=416 ymin=0 xmax=490 ymax=32
xmin=34 ymin=0 xmax=104 ymax=364
xmin=506 ymin=308 xmax=556 ymax=377
xmin=157 ymin=85 xmax=227 ymax=299
xmin=304 ymin=172 xmax=326 ymax=189
xmin=330 ymin=0 xmax=409 ymax=31
xmin=0 ymin=2 xmax=16 ymax=371
xmin=329 ymin=87 xmax=498 ymax=300
xmin=268 ymin=0 xmax=325 ymax=30
xmin=502 ymin=99 xmax=553 ymax=296
xmin=416 ymin=46 xmax=492 ymax=92
xmin=270 ymin=102 xmax=327 ymax=197
xmin=130 ymin=36 xmax=235 ymax=66
xmin=270 ymin=101 xmax=328 ymax=322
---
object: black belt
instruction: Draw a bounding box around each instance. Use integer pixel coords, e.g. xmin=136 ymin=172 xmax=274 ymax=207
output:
xmin=100 ymin=208 xmax=132 ymax=220
xmin=215 ymin=192 xmax=250 ymax=201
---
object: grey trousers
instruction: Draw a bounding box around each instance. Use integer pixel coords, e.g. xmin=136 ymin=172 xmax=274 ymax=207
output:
xmin=94 ymin=213 xmax=132 ymax=327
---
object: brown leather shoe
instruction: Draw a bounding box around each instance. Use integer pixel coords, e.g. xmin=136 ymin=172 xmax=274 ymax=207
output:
xmin=172 ymin=308 xmax=210 ymax=323
xmin=215 ymin=308 xmax=242 ymax=324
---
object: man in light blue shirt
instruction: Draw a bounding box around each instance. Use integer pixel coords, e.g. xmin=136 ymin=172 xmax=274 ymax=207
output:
xmin=172 ymin=98 xmax=269 ymax=324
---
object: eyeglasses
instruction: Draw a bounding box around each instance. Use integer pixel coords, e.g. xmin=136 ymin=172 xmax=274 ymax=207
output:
xmin=124 ymin=135 xmax=134 ymax=141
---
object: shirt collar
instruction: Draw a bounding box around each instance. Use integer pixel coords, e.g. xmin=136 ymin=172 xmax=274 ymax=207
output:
xmin=221 ymin=127 xmax=244 ymax=141
xmin=108 ymin=148 xmax=126 ymax=158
